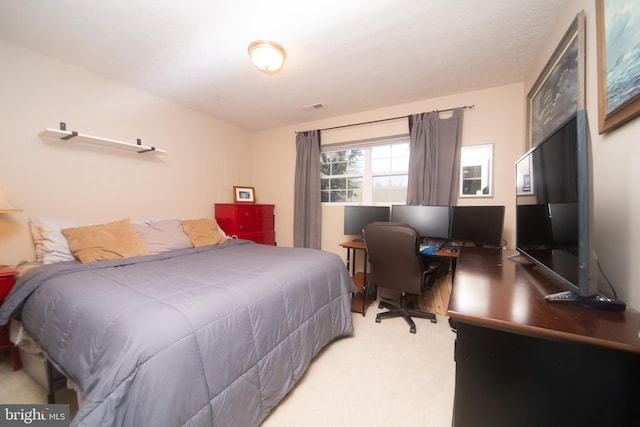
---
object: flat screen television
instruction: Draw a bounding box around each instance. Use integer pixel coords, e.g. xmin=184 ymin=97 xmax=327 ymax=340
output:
xmin=390 ymin=205 xmax=450 ymax=240
xmin=449 ymin=205 xmax=505 ymax=247
xmin=343 ymin=205 xmax=390 ymax=240
xmin=514 ymin=110 xmax=624 ymax=310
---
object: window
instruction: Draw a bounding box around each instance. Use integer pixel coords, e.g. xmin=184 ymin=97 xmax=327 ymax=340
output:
xmin=321 ymin=138 xmax=409 ymax=204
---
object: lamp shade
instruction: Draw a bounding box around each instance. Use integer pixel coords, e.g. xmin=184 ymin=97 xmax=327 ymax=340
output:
xmin=248 ymin=40 xmax=286 ymax=74
xmin=0 ymin=188 xmax=21 ymax=213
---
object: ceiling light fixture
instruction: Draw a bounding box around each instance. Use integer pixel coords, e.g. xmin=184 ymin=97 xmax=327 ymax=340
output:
xmin=248 ymin=40 xmax=286 ymax=74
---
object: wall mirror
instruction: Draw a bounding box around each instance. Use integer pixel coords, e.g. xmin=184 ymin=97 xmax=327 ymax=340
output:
xmin=460 ymin=144 xmax=493 ymax=198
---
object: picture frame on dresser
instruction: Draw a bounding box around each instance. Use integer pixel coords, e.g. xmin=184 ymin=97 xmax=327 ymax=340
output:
xmin=233 ymin=186 xmax=255 ymax=204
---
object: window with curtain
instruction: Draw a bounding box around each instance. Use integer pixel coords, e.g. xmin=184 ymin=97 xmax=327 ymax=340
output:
xmin=320 ymin=137 xmax=409 ymax=204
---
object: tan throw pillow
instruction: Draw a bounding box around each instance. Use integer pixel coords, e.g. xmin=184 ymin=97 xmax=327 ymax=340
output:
xmin=181 ymin=218 xmax=227 ymax=248
xmin=62 ymin=218 xmax=149 ymax=263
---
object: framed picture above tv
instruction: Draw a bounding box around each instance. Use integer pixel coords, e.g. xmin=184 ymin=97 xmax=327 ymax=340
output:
xmin=596 ymin=0 xmax=640 ymax=134
xmin=526 ymin=11 xmax=585 ymax=149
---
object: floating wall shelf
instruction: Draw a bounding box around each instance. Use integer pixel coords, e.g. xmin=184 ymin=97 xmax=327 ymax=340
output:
xmin=40 ymin=123 xmax=167 ymax=154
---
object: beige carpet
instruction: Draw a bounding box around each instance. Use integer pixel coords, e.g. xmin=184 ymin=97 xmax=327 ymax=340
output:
xmin=0 ymin=296 xmax=456 ymax=426
xmin=262 ymin=304 xmax=456 ymax=426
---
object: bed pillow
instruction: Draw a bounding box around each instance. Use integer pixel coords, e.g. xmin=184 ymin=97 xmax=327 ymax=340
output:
xmin=30 ymin=217 xmax=90 ymax=264
xmin=180 ymin=218 xmax=227 ymax=248
xmin=132 ymin=219 xmax=193 ymax=255
xmin=62 ymin=218 xmax=149 ymax=263
xmin=146 ymin=217 xmax=229 ymax=239
xmin=29 ymin=220 xmax=45 ymax=263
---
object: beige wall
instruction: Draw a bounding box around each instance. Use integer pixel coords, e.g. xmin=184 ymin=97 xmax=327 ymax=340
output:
xmin=0 ymin=41 xmax=252 ymax=265
xmin=525 ymin=0 xmax=640 ymax=309
xmin=252 ymin=82 xmax=525 ymax=258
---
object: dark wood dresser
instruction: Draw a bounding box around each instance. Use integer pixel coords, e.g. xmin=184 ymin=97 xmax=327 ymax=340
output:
xmin=214 ymin=203 xmax=275 ymax=245
xmin=447 ymin=247 xmax=640 ymax=427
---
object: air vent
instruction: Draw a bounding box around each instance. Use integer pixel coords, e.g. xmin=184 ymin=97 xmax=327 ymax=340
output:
xmin=302 ymin=103 xmax=324 ymax=112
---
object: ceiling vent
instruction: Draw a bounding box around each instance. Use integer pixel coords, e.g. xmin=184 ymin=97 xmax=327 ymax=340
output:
xmin=302 ymin=103 xmax=324 ymax=112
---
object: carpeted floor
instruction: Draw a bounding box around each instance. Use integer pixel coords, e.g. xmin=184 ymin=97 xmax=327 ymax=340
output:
xmin=0 ymin=283 xmax=456 ymax=426
xmin=262 ymin=299 xmax=456 ymax=426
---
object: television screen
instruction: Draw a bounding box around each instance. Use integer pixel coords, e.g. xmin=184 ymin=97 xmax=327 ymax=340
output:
xmin=343 ymin=206 xmax=390 ymax=238
xmin=515 ymin=110 xmax=598 ymax=299
xmin=390 ymin=205 xmax=450 ymax=240
xmin=449 ymin=205 xmax=505 ymax=247
xmin=516 ymin=204 xmax=552 ymax=247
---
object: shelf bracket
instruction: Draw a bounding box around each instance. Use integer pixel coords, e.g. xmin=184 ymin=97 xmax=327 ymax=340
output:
xmin=135 ymin=138 xmax=152 ymax=153
xmin=59 ymin=122 xmax=78 ymax=140
xmin=136 ymin=147 xmax=156 ymax=154
xmin=61 ymin=131 xmax=78 ymax=140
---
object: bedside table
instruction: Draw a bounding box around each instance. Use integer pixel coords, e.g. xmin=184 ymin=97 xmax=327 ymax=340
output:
xmin=0 ymin=265 xmax=20 ymax=370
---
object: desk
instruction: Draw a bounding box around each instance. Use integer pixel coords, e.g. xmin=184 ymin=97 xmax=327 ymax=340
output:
xmin=339 ymin=240 xmax=375 ymax=315
xmin=431 ymin=247 xmax=459 ymax=280
xmin=448 ymin=247 xmax=640 ymax=427
xmin=340 ymin=241 xmax=459 ymax=315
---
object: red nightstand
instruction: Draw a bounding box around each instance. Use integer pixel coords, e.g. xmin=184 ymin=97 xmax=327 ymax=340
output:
xmin=0 ymin=265 xmax=20 ymax=370
xmin=214 ymin=204 xmax=276 ymax=245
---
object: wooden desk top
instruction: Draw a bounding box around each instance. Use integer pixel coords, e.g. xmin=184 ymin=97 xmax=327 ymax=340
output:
xmin=433 ymin=248 xmax=459 ymax=258
xmin=447 ymin=247 xmax=640 ymax=354
xmin=339 ymin=240 xmax=365 ymax=250
xmin=339 ymin=240 xmax=460 ymax=258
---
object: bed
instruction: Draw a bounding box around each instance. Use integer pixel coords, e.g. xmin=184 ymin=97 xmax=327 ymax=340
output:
xmin=0 ymin=218 xmax=354 ymax=427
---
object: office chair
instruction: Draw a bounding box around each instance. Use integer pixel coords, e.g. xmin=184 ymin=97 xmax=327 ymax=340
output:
xmin=363 ymin=222 xmax=438 ymax=333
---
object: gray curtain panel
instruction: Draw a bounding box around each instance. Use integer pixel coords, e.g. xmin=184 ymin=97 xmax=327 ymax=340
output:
xmin=406 ymin=108 xmax=464 ymax=206
xmin=294 ymin=130 xmax=322 ymax=249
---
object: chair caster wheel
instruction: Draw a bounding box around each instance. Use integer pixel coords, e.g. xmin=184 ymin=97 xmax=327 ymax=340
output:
xmin=431 ymin=318 xmax=437 ymax=323
xmin=410 ymin=327 xmax=416 ymax=334
xmin=378 ymin=302 xmax=383 ymax=309
xmin=375 ymin=317 xmax=381 ymax=323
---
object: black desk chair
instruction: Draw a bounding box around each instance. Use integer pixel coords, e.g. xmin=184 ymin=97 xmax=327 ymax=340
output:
xmin=363 ymin=222 xmax=438 ymax=333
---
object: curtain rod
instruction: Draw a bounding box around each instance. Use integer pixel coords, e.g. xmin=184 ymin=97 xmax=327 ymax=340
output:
xmin=296 ymin=104 xmax=474 ymax=134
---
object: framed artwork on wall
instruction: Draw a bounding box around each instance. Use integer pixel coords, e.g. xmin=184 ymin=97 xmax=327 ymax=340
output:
xmin=233 ymin=186 xmax=256 ymax=204
xmin=526 ymin=11 xmax=585 ymax=149
xmin=459 ymin=144 xmax=494 ymax=198
xmin=596 ymin=0 xmax=640 ymax=134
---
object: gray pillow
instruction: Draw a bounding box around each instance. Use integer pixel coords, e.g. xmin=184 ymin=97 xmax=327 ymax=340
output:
xmin=132 ymin=219 xmax=193 ymax=255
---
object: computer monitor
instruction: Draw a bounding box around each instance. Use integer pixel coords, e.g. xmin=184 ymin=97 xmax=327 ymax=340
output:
xmin=343 ymin=205 xmax=390 ymax=239
xmin=450 ymin=205 xmax=505 ymax=247
xmin=390 ymin=205 xmax=450 ymax=240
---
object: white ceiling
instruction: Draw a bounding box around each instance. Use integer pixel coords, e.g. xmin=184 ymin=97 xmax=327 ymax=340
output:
xmin=0 ymin=0 xmax=569 ymax=131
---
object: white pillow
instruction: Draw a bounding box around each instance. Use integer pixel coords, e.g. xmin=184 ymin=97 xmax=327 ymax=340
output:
xmin=30 ymin=217 xmax=90 ymax=264
xmin=29 ymin=221 xmax=45 ymax=263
